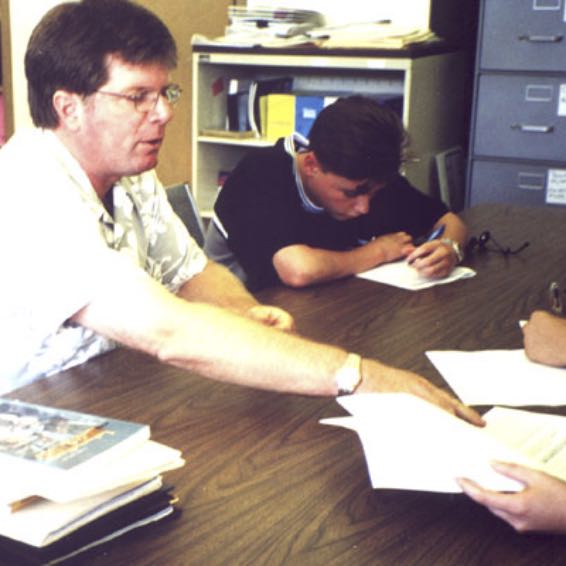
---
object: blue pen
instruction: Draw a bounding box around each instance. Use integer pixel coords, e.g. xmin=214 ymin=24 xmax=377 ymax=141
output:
xmin=426 ymin=224 xmax=445 ymax=242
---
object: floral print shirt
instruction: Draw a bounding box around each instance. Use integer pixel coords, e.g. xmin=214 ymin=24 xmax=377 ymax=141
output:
xmin=0 ymin=129 xmax=206 ymax=392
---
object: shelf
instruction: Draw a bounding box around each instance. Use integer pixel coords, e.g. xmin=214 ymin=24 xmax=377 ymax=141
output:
xmin=192 ymin=47 xmax=469 ymax=217
xmin=197 ymin=135 xmax=273 ymax=148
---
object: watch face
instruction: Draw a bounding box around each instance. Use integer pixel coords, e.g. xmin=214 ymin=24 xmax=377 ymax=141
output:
xmin=336 ymin=354 xmax=362 ymax=395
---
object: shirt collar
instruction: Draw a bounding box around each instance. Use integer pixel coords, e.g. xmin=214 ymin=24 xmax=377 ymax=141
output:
xmin=283 ymin=134 xmax=324 ymax=215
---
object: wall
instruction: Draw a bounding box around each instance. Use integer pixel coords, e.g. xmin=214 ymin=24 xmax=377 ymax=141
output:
xmin=137 ymin=0 xmax=230 ymax=186
xmin=1 ymin=0 xmax=64 ymax=136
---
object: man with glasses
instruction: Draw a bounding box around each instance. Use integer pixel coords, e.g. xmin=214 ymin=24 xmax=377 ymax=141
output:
xmin=0 ymin=0 xmax=481 ymax=426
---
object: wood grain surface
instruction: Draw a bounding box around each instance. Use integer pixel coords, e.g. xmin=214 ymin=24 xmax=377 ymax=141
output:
xmin=9 ymin=204 xmax=566 ymax=566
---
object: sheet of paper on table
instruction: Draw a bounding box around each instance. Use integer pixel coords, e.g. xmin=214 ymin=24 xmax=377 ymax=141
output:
xmin=320 ymin=393 xmax=566 ymax=493
xmin=357 ymin=259 xmax=476 ymax=290
xmin=426 ymin=349 xmax=566 ymax=406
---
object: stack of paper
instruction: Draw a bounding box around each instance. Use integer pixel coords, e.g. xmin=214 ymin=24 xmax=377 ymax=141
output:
xmin=0 ymin=399 xmax=184 ymax=563
xmin=226 ymin=6 xmax=324 ymax=38
xmin=192 ymin=21 xmax=439 ymax=50
xmin=308 ymin=23 xmax=439 ymax=49
xmin=191 ymin=6 xmax=325 ymax=49
xmin=321 ymin=393 xmax=566 ymax=493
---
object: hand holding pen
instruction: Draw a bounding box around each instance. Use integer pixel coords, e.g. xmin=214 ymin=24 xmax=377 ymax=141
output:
xmin=406 ymin=224 xmax=460 ymax=279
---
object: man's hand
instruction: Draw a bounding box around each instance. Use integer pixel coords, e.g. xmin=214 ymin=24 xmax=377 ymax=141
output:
xmin=358 ymin=359 xmax=484 ymax=426
xmin=367 ymin=231 xmax=414 ymax=264
xmin=406 ymin=240 xmax=458 ymax=279
xmin=523 ymin=311 xmax=566 ymax=367
xmin=458 ymin=462 xmax=566 ymax=533
xmin=246 ymin=305 xmax=295 ymax=331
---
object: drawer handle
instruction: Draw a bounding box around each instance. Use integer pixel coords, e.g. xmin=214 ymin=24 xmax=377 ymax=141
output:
xmin=511 ymin=123 xmax=554 ymax=133
xmin=518 ymin=34 xmax=563 ymax=43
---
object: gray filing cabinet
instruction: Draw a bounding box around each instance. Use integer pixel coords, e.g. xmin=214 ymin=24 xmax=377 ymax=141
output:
xmin=467 ymin=0 xmax=566 ymax=208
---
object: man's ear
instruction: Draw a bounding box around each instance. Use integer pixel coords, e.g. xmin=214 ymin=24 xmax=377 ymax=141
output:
xmin=302 ymin=151 xmax=321 ymax=176
xmin=52 ymin=90 xmax=85 ymax=130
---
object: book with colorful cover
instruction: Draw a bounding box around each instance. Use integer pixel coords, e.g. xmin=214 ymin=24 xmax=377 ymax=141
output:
xmin=0 ymin=399 xmax=183 ymax=504
xmin=0 ymin=399 xmax=149 ymax=469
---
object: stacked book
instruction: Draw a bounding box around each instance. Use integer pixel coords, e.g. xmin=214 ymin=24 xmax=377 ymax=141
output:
xmin=0 ymin=399 xmax=184 ymax=564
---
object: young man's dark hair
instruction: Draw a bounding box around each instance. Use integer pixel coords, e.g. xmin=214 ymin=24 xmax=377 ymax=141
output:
xmin=308 ymin=96 xmax=406 ymax=183
xmin=25 ymin=0 xmax=177 ymax=128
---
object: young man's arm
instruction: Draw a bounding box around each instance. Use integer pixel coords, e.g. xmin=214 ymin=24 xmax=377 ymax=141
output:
xmin=272 ymin=211 xmax=467 ymax=288
xmin=71 ymin=263 xmax=481 ymax=425
xmin=272 ymin=231 xmax=414 ymax=288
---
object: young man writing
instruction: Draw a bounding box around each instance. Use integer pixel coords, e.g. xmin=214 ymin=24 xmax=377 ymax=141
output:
xmin=205 ymin=96 xmax=466 ymax=291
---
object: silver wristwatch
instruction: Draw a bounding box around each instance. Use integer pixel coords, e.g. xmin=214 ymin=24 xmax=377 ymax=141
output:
xmin=441 ymin=238 xmax=464 ymax=263
xmin=335 ymin=353 xmax=362 ymax=396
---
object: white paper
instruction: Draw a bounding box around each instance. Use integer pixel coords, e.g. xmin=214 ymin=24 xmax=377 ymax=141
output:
xmin=558 ymin=85 xmax=566 ymax=117
xmin=546 ymin=168 xmax=566 ymax=205
xmin=321 ymin=393 xmax=525 ymax=493
xmin=426 ymin=349 xmax=566 ymax=406
xmin=321 ymin=393 xmax=566 ymax=493
xmin=483 ymin=407 xmax=566 ymax=480
xmin=357 ymin=259 xmax=476 ymax=290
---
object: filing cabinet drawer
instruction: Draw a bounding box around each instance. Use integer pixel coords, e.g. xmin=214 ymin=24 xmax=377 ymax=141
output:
xmin=481 ymin=0 xmax=566 ymax=71
xmin=473 ymin=73 xmax=566 ymax=161
xmin=469 ymin=159 xmax=566 ymax=207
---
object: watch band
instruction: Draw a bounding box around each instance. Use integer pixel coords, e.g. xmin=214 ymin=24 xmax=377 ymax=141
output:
xmin=335 ymin=353 xmax=362 ymax=396
xmin=441 ymin=237 xmax=464 ymax=264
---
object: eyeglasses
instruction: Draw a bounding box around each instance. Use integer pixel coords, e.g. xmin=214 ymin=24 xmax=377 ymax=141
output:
xmin=96 ymin=83 xmax=182 ymax=113
xmin=465 ymin=230 xmax=530 ymax=257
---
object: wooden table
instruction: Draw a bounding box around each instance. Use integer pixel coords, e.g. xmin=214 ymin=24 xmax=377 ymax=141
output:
xmin=9 ymin=204 xmax=566 ymax=565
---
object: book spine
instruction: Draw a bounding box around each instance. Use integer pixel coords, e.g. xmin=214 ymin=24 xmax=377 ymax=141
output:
xmin=262 ymin=94 xmax=296 ymax=141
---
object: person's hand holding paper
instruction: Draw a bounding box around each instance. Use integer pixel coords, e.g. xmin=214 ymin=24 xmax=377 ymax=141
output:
xmin=320 ymin=393 xmax=528 ymax=493
xmin=458 ymin=462 xmax=566 ymax=534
